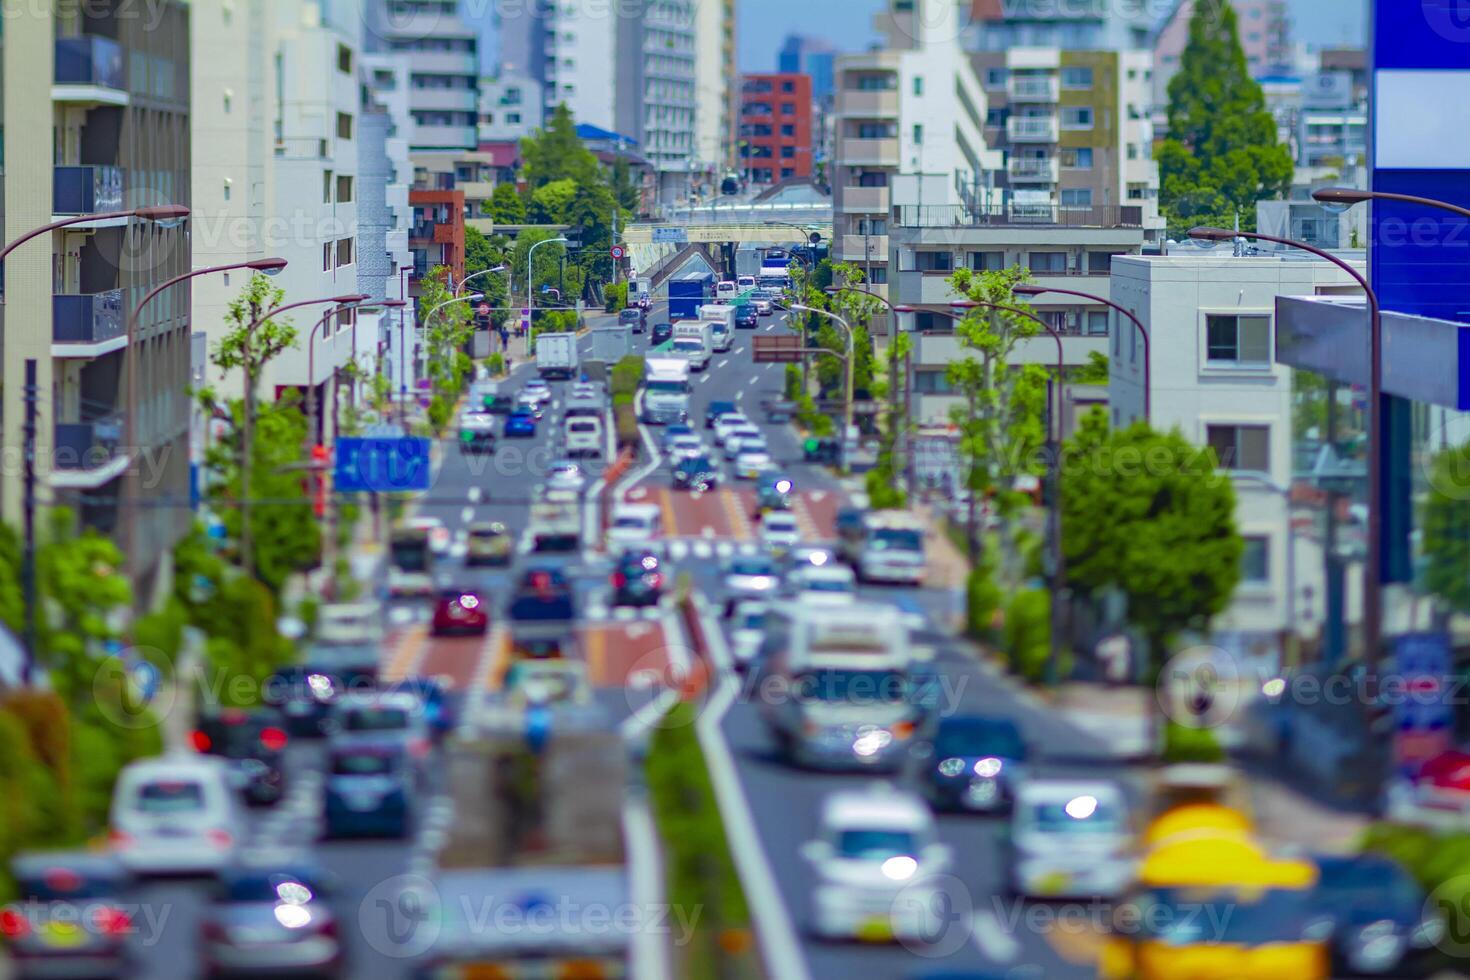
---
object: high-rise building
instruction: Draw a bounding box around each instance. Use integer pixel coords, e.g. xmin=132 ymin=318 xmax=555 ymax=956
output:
xmin=1152 ymin=0 xmax=1291 ymax=106
xmin=364 ymin=0 xmax=480 ymax=153
xmin=2 ymin=2 xmax=193 ymax=590
xmin=479 ymin=71 xmax=544 ymax=144
xmin=778 ymin=35 xmax=837 ymax=105
xmin=965 ymin=0 xmax=1156 ymax=52
xmin=694 ymin=0 xmax=737 ymax=177
xmin=739 ymin=73 xmax=814 ymax=183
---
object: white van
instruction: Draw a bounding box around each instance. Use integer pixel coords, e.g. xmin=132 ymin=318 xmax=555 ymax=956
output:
xmin=716 ymin=280 xmax=738 ymax=302
xmin=607 ymin=503 xmax=664 ymax=552
xmin=109 ymin=754 xmax=243 ymax=875
xmin=564 ymin=414 xmax=605 ymax=459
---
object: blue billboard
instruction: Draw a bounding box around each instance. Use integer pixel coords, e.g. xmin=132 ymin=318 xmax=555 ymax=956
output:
xmin=335 ymin=437 xmax=432 ymax=493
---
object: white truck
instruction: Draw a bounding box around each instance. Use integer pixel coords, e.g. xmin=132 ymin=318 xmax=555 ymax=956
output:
xmin=840 ymin=511 xmax=928 ymax=585
xmin=632 ymin=276 xmax=653 ymax=309
xmin=534 ymin=331 xmax=579 ymax=381
xmin=671 ymin=319 xmax=714 ymax=371
xmin=640 ymin=357 xmax=692 ymax=425
xmin=698 ymin=303 xmax=736 ymax=353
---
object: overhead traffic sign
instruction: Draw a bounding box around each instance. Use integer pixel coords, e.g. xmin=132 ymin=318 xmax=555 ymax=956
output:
xmin=652 ymin=227 xmax=688 ymax=244
xmin=335 ymin=437 xmax=432 ymax=493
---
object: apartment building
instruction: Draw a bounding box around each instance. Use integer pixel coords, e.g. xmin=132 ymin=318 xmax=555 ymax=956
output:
xmin=615 ymin=0 xmax=698 ymax=202
xmin=1 ymin=2 xmax=192 ymax=590
xmin=364 ymin=0 xmax=479 ymax=154
xmin=739 ymin=74 xmax=814 ymax=183
xmin=971 ymin=49 xmax=1163 ymax=236
xmin=479 ymin=71 xmax=543 ymax=144
xmin=1152 ymin=0 xmax=1291 ymax=106
xmin=694 ymin=0 xmax=737 ymax=175
xmin=965 ymin=0 xmax=1156 ymax=51
xmin=779 ymin=35 xmax=837 ymax=104
xmin=1109 ymin=252 xmax=1364 ymax=646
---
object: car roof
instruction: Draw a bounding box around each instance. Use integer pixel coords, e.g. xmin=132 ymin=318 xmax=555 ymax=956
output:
xmin=1015 ymin=779 xmax=1124 ymax=806
xmin=337 ymin=690 xmax=420 ymax=710
xmin=822 ymin=788 xmax=931 ymax=830
xmin=613 ymin=503 xmax=661 ymax=519
xmin=795 ymin=564 xmax=855 ymax=581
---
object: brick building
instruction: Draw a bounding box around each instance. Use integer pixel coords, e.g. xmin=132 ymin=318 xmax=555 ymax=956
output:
xmin=739 ymin=73 xmax=813 ymax=183
xmin=408 ymin=189 xmax=466 ymax=287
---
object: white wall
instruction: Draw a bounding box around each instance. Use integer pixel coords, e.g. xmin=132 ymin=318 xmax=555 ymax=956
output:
xmin=547 ymin=5 xmax=616 ymax=130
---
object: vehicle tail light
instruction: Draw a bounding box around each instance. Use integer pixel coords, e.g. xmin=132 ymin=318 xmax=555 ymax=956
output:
xmin=891 ymin=721 xmax=915 ymax=740
xmin=0 ymin=908 xmax=30 ymax=939
xmin=189 ymin=730 xmax=212 ymax=752
xmin=200 ymin=920 xmax=229 ymax=943
xmin=646 ymin=573 xmax=664 ymax=589
xmin=611 ymin=572 xmax=626 ymax=588
xmin=205 ymin=829 xmax=234 ymax=849
xmin=259 ymin=727 xmax=288 ymax=752
xmin=91 ymin=906 xmax=132 ymax=936
xmin=409 ymin=738 xmax=430 ymax=760
xmin=108 ymin=829 xmax=134 ymax=849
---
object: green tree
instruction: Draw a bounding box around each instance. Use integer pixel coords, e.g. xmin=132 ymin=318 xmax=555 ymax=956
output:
xmin=489 ymin=182 xmax=526 ymax=224
xmin=529 ymin=178 xmax=578 ymax=224
xmin=1423 ymin=441 xmax=1470 ymax=618
xmin=34 ymin=509 xmax=131 ymax=700
xmin=520 ymin=103 xmax=602 ymax=189
xmin=1074 ymin=351 xmax=1110 ymax=385
xmin=417 ymin=265 xmax=475 ymax=426
xmin=1156 ymin=0 xmax=1293 ymax=236
xmin=1061 ymin=412 xmax=1243 ymax=670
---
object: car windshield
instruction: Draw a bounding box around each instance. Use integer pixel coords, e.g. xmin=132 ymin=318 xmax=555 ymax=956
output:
xmin=1133 ymin=887 xmax=1318 ymax=946
xmin=136 ymin=780 xmax=205 ymax=813
xmin=729 ymin=558 xmax=774 ymax=576
xmin=765 ymin=518 xmax=797 ymax=533
xmin=20 ymin=870 xmax=119 ymax=901
xmin=646 ymin=380 xmax=688 ymax=394
xmin=836 ymin=829 xmax=917 ymax=861
xmin=679 ymin=456 xmax=713 ymax=472
xmin=738 ymin=610 xmax=767 ymax=630
xmin=673 ymin=340 xmax=702 ymax=352
xmin=1024 ymin=798 xmax=1122 ymax=834
xmin=331 ymin=752 xmax=398 ymax=776
xmin=872 ymin=529 xmax=924 ymax=552
xmin=936 ymin=720 xmax=1026 ymax=759
xmin=390 ymin=540 xmax=429 ymax=572
xmin=222 ymin=873 xmax=320 ymax=904
xmin=569 ymin=421 xmax=596 ymax=432
xmin=799 ymin=670 xmax=907 ymax=702
xmin=342 ymin=708 xmax=409 ymax=731
xmin=613 ymin=516 xmax=650 ymax=530
xmin=804 ymin=578 xmax=853 ymax=593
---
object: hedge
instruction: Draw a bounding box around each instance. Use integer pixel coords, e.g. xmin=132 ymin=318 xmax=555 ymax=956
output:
xmin=1161 ymin=720 xmax=1225 ymax=763
xmin=1002 ymin=588 xmax=1052 ymax=682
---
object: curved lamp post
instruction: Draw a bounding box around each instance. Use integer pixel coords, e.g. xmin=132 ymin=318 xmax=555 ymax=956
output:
xmin=1190 ymin=223 xmax=1382 ymax=672
xmin=527 ymin=238 xmax=569 ymax=325
xmin=1012 ymin=283 xmax=1151 ymax=422
xmin=306 ymin=294 xmax=371 ymax=447
xmin=457 ymin=264 xmax=508 ymax=298
xmin=825 ymin=284 xmax=917 ymax=490
xmin=790 ymin=303 xmax=855 ymax=473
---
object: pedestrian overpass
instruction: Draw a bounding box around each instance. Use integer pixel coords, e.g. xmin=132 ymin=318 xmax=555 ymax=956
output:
xmin=624 ymin=201 xmax=833 ymax=278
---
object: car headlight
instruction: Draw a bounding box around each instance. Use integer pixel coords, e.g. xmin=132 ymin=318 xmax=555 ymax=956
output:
xmin=1349 ymin=920 xmax=1405 ymax=969
xmin=1412 ymin=912 xmax=1445 ymax=948
xmin=937 ymin=757 xmax=966 ymax=778
xmin=974 ymin=757 xmax=1003 ymax=778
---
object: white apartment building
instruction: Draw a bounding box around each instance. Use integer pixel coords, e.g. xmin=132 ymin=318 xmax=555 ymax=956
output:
xmin=363 ymin=0 xmax=479 ymax=154
xmin=1110 ymin=252 xmax=1365 ymax=645
xmin=479 ymin=71 xmax=544 ymax=143
xmin=693 ymin=0 xmax=736 ymax=175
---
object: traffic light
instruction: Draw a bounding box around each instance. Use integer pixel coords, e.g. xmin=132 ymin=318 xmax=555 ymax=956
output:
xmin=804 ymin=438 xmax=818 ymax=454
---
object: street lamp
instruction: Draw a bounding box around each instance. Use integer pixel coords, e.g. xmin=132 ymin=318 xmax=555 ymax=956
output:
xmin=527 ymin=237 xmax=569 ymax=327
xmin=826 ymin=285 xmax=917 ymax=491
xmin=1190 ymin=223 xmax=1383 ymax=673
xmin=457 ymin=264 xmax=508 ymax=298
xmin=790 ymin=303 xmax=855 ymax=473
xmin=1013 ymin=283 xmax=1151 ymax=423
xmin=306 ymin=295 xmax=371 ymax=449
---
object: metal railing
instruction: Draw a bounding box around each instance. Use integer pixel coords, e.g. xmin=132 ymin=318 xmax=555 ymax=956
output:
xmin=894 ymin=204 xmax=1144 ymax=229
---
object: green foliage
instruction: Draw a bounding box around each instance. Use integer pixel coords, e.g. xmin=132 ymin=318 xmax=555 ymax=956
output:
xmin=0 ymin=524 xmax=22 ymax=636
xmin=604 ymin=281 xmax=628 ymax=313
xmin=518 ymin=104 xmax=624 ymax=290
xmin=610 ymin=355 xmax=645 ymax=401
xmin=1002 ymin=588 xmax=1053 ymax=682
xmin=1074 ymin=351 xmax=1110 ymax=385
xmin=784 ymin=364 xmax=802 ymax=400
xmin=486 ymin=352 xmax=506 ymax=378
xmin=1161 ymin=721 xmax=1225 ymax=763
xmin=417 ymin=266 xmax=475 ymax=425
xmin=211 ymin=273 xmax=293 ymax=397
xmin=1423 ymin=441 xmax=1470 ymax=614
xmin=489 ymin=182 xmax=526 ymax=224
xmin=1360 ymin=824 xmax=1470 ymax=945
xmin=529 ymin=178 xmax=578 ymax=224
xmin=521 ymin=104 xmax=602 ymax=190
xmin=864 ymin=456 xmax=907 ymax=510
xmin=35 ymin=509 xmax=131 ymax=700
xmin=966 ymin=554 xmax=1004 ymax=640
xmin=1156 ymin=0 xmax=1293 ymax=236
xmin=1061 ymin=412 xmax=1243 ymax=666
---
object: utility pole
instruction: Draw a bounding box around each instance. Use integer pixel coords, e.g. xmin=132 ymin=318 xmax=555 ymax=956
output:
xmin=21 ymin=359 xmax=38 ymax=684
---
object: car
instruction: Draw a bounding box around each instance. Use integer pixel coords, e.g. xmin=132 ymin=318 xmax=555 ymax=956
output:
xmin=728 ymin=599 xmax=768 ymax=670
xmin=326 ymin=691 xmax=433 ymax=767
xmin=786 ymin=544 xmax=836 ymax=570
xmin=571 ymin=381 xmax=605 ymax=401
xmin=263 ymin=667 xmax=343 ymax=737
xmin=734 ymin=448 xmax=773 ymax=480
xmin=607 ymin=503 xmax=664 ymax=552
xmin=660 ymin=422 xmax=695 ymax=450
xmin=756 ymin=476 xmax=794 ymax=516
xmin=722 ymin=554 xmax=780 ymax=608
xmin=916 ymin=715 xmax=1029 ymax=813
xmin=322 ymin=739 xmax=415 ymax=839
xmin=1312 ymin=852 xmax=1442 ymax=976
xmin=760 ymin=513 xmax=800 ymax=555
xmin=650 ymin=322 xmax=674 ymax=346
xmin=611 ymin=550 xmax=665 ymax=608
xmin=200 ymin=858 xmax=343 ymax=977
xmin=190 ymin=707 xmax=289 ymax=807
xmin=801 ymin=785 xmax=954 ymax=942
xmin=465 ymin=521 xmax=513 ymax=566
xmin=405 ymin=516 xmax=450 ymax=556
xmin=457 ymin=413 xmax=496 ymax=454
xmin=4 ymin=853 xmax=133 ymax=979
xmin=752 ymin=292 xmax=774 ymax=315
xmin=383 ymin=677 xmax=454 ymax=743
xmin=508 ymin=565 xmax=577 ymax=622
xmin=737 ymin=275 xmax=756 ymax=290
xmin=504 ymin=409 xmax=538 ymax=437
xmin=712 ymin=413 xmax=751 ymax=446
xmin=521 ymin=378 xmax=552 ymax=404
xmin=723 ymin=428 xmax=764 ymax=460
xmin=545 ymin=459 xmax=585 ymax=493
xmin=515 ymin=393 xmax=545 ymax=419
xmin=784 ymin=562 xmax=857 ymax=606
xmin=1009 ymin=780 xmax=1132 ymax=898
xmin=667 ymin=433 xmax=705 ymax=461
xmin=618 ymin=307 xmax=646 ymax=333
xmin=109 ymin=754 xmax=243 ymax=875
xmin=672 ymin=454 xmax=719 ymax=491
xmin=502 ymin=659 xmax=594 ymax=707
xmin=704 ymin=400 xmax=737 ymax=428
xmin=735 ymin=305 xmax=760 ymax=329
xmin=431 ymin=588 xmax=489 ymax=636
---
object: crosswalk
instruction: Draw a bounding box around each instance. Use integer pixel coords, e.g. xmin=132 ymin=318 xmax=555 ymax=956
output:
xmin=662 ymin=538 xmax=762 ymax=562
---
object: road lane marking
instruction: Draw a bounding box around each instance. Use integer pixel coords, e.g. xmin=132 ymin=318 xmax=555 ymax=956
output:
xmin=583 ymin=625 xmax=608 ymax=685
xmin=720 ymin=488 xmax=753 ymax=540
xmin=481 ymin=623 xmax=512 ymax=692
xmin=716 ymin=359 xmax=728 ymax=369
xmin=972 ymin=909 xmax=1021 ymax=964
xmin=791 ymin=495 xmax=820 ymax=540
xmin=381 ymin=625 xmax=428 ymax=683
xmin=460 ymin=506 xmax=474 ymax=524
xmin=747 ymin=377 xmax=758 ymax=385
xmin=659 ymin=487 xmax=680 ymax=537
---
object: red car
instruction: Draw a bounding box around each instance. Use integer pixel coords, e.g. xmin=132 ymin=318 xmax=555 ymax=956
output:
xmin=431 ymin=589 xmax=489 ymax=636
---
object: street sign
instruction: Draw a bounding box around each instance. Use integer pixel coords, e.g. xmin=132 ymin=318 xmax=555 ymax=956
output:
xmin=477 ymin=303 xmax=490 ymax=318
xmin=520 ymin=306 xmax=531 ymax=333
xmin=751 ymin=335 xmax=803 ymax=363
xmin=1393 ymin=631 xmax=1453 ymax=775
xmin=335 ymin=437 xmax=432 ymax=493
xmin=652 ymin=227 xmax=688 ymax=244
xmin=610 ymin=244 xmax=626 ymax=259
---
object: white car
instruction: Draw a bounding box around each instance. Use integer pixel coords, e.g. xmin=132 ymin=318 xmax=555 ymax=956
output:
xmin=521 ymin=379 xmax=552 ymax=405
xmin=405 ymin=516 xmax=450 ymax=556
xmin=109 ymin=754 xmax=244 ymax=875
xmin=785 ymin=563 xmax=857 ymax=605
xmin=723 ymin=428 xmax=764 ymax=460
xmin=666 ymin=434 xmax=705 ymax=461
xmin=713 ymin=413 xmax=752 ymax=446
xmin=737 ymin=275 xmax=757 ymax=291
xmin=728 ymin=599 xmax=768 ymax=669
xmin=802 ymin=785 xmax=953 ymax=942
xmin=734 ymin=448 xmax=773 ymax=480
xmin=722 ymin=554 xmax=780 ymax=608
xmin=607 ymin=503 xmax=663 ymax=552
xmin=752 ymin=293 xmax=774 ymax=315
xmin=1009 ymin=780 xmax=1133 ymax=899
xmin=544 ymin=460 xmax=585 ymax=493
xmin=760 ymin=513 xmax=800 ymax=555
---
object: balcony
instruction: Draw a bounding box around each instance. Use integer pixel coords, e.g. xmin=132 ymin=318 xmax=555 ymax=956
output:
xmin=895 ymin=204 xmax=1145 ymax=229
xmin=51 ymin=412 xmax=128 ymax=489
xmin=53 ymin=289 xmax=126 ymax=357
xmin=838 ymin=186 xmax=890 ymax=213
xmin=457 ymin=180 xmax=496 ymax=200
xmin=410 ymin=123 xmax=478 ymax=150
xmin=837 ymin=89 xmax=899 ymax=117
xmin=1008 ymin=115 xmax=1059 ymax=142
xmin=837 ymin=234 xmax=888 ymax=262
xmin=53 ymin=166 xmax=126 ymax=225
xmin=409 ymin=88 xmax=479 ymax=113
xmin=838 ymin=137 xmax=899 ymax=167
xmin=1007 ymin=157 xmax=1059 ymax=183
xmin=1007 ymin=75 xmax=1059 ymax=103
xmin=407 ymin=50 xmax=477 ymax=77
xmin=53 ymin=36 xmax=128 ymax=107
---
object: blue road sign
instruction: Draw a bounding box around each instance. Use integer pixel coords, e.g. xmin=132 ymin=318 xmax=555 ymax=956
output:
xmin=335 ymin=437 xmax=432 ymax=493
xmin=1393 ymin=631 xmax=1453 ymax=774
xmin=653 ymin=226 xmax=688 ymax=244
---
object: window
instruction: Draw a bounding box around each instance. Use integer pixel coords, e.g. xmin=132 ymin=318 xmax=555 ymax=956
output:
xmin=1027 ymin=251 xmax=1067 ymax=274
xmin=1207 ymin=425 xmax=1270 ymax=472
xmin=781 ymin=102 xmax=795 ymax=115
xmin=1061 ymin=66 xmax=1093 ymax=89
xmin=222 ymin=179 xmax=231 ymax=201
xmin=1241 ymin=536 xmax=1270 ymax=583
xmin=985 ymin=108 xmax=1006 ymax=128
xmin=916 ymin=251 xmax=952 ymax=272
xmin=854 ymin=74 xmax=895 ymax=91
xmin=1086 ymin=311 xmax=1109 ymax=335
xmin=1061 ymin=147 xmax=1093 ymax=169
xmin=781 ymin=124 xmax=795 ymax=136
xmin=913 ymin=123 xmax=923 ymax=143
xmin=1127 ymin=143 xmax=1139 ymax=160
xmin=337 ymin=43 xmax=352 ymax=74
xmin=323 ymin=170 xmax=333 ymax=203
xmin=336 ymin=175 xmax=354 ymax=203
xmin=781 ymin=80 xmax=795 ymax=92
xmin=336 ymin=238 xmax=353 ymax=267
xmin=914 ymin=370 xmax=955 ymax=393
xmin=223 ymin=89 xmax=232 ymax=113
xmin=1205 ymin=314 xmax=1271 ymax=365
xmin=323 ymin=242 xmax=333 ymax=271
xmin=1113 ymin=320 xmax=1122 ymax=355
xmin=781 ymin=146 xmax=795 ymax=158
xmin=866 ymin=265 xmax=888 ymax=284
xmin=913 ymin=76 xmax=923 ymax=96
xmin=970 ymin=250 xmax=1004 ymax=271
xmin=336 ymin=112 xmax=353 ymax=140
xmin=984 ymin=67 xmax=1007 ymax=88
xmin=1060 ymin=188 xmax=1093 ymax=207
xmin=1061 ymin=106 xmax=1093 ymax=129
xmin=1087 ymin=251 xmax=1120 ymax=274
xmin=507 ymin=112 xmax=521 ymax=124
xmin=781 ymin=167 xmax=795 ymax=178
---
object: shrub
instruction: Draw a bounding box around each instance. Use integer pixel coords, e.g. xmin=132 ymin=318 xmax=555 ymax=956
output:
xmin=1002 ymin=588 xmax=1051 ymax=682
xmin=1161 ymin=720 xmax=1225 ymax=763
xmin=614 ymin=403 xmax=640 ymax=449
xmin=966 ymin=558 xmax=1004 ymax=641
xmin=610 ymin=355 xmax=645 ymax=400
xmin=486 ymin=352 xmax=505 ymax=377
xmin=784 ymin=364 xmax=802 ymax=400
xmin=604 ymin=281 xmax=628 ymax=313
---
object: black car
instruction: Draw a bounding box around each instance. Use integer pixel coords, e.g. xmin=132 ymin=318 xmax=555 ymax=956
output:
xmin=5 ymin=853 xmax=133 ymax=979
xmin=1312 ymin=853 xmax=1441 ymax=976
xmin=804 ymin=436 xmax=842 ymax=464
xmin=190 ymin=707 xmax=289 ymax=806
xmin=673 ymin=454 xmax=718 ymax=491
xmin=705 ymin=400 xmax=737 ymax=429
xmin=917 ymin=715 xmax=1028 ymax=813
xmin=612 ymin=550 xmax=665 ymax=608
xmin=735 ymin=306 xmax=759 ymax=329
xmin=507 ymin=565 xmax=576 ymax=622
xmin=650 ymin=322 xmax=674 ymax=346
xmin=618 ymin=307 xmax=646 ymax=333
xmin=263 ymin=666 xmax=343 ymax=736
